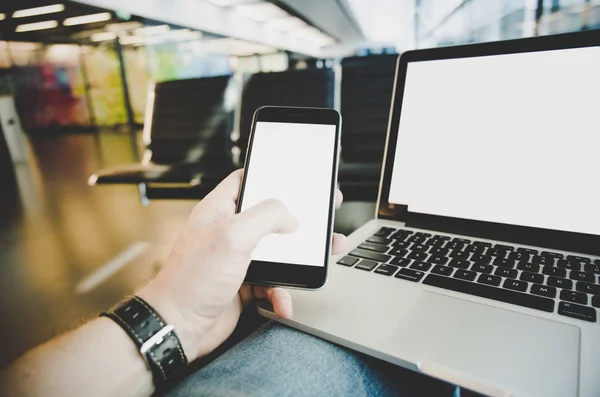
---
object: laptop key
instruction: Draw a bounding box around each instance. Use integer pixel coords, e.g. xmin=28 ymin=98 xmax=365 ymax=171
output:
xmin=575 ymin=281 xmax=600 ymax=295
xmin=367 ymin=236 xmax=393 ymax=245
xmin=542 ymin=251 xmax=564 ymax=259
xmin=410 ymin=261 xmax=431 ymax=272
xmin=448 ymin=258 xmax=470 ymax=269
xmin=390 ymin=248 xmax=409 ymax=257
xmin=423 ymin=274 xmax=555 ymax=312
xmin=390 ymin=257 xmax=411 ymax=267
xmin=449 ymin=250 xmax=470 ymax=259
xmin=473 ymin=241 xmax=492 ymax=248
xmin=486 ymin=248 xmax=508 ymax=258
xmin=471 ymin=254 xmax=492 ymax=264
xmin=349 ymin=249 xmax=391 ymax=263
xmin=454 ymin=270 xmax=477 ymax=281
xmin=494 ymin=244 xmax=515 ymax=251
xmin=517 ymin=261 xmax=540 ymax=273
xmin=430 ymin=247 xmax=450 ymax=256
xmin=520 ymin=271 xmax=544 ymax=284
xmin=337 ymin=256 xmax=359 ymax=267
xmin=465 ymin=245 xmax=485 ymax=254
xmin=407 ymin=235 xmax=427 ymax=244
xmin=478 ymin=274 xmax=502 ymax=287
xmin=358 ymin=243 xmax=389 ymax=253
xmin=453 ymin=238 xmax=471 ymax=244
xmin=557 ymin=259 xmax=581 ymax=271
xmin=494 ymin=267 xmax=518 ymax=279
xmin=542 ymin=266 xmax=567 ymax=278
xmin=547 ymin=277 xmax=573 ymax=290
xmin=508 ymin=251 xmax=527 ymax=261
xmin=374 ymin=264 xmax=399 ymax=276
xmin=374 ymin=227 xmax=396 ymax=237
xmin=394 ymin=241 xmax=411 ymax=249
xmin=558 ymin=302 xmax=597 ymax=323
xmin=595 ymin=259 xmax=600 ymax=265
xmin=471 ymin=263 xmax=493 ymax=274
xmin=503 ymin=279 xmax=528 ymax=292
xmin=411 ymin=243 xmax=430 ymax=252
xmin=532 ymin=255 xmax=553 ymax=265
xmin=560 ymin=290 xmax=587 ymax=305
xmin=531 ymin=284 xmax=557 ymax=298
xmin=431 ymin=265 xmax=454 ymax=277
xmin=494 ymin=257 xmax=516 ymax=268
xmin=408 ymin=251 xmax=428 ymax=261
xmin=584 ymin=264 xmax=600 ymax=274
xmin=570 ymin=271 xmax=595 ymax=283
xmin=395 ymin=268 xmax=425 ymax=282
xmin=592 ymin=295 xmax=600 ymax=308
xmin=445 ymin=241 xmax=466 ymax=250
xmin=355 ymin=260 xmax=379 ymax=271
xmin=567 ymin=255 xmax=591 ymax=264
xmin=427 ymin=255 xmax=449 ymax=265
xmin=518 ymin=248 xmax=539 ymax=255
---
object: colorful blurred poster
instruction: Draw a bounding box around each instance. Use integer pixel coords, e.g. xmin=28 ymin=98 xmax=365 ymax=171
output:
xmin=123 ymin=46 xmax=150 ymax=124
xmin=82 ymin=45 xmax=127 ymax=126
xmin=11 ymin=45 xmax=91 ymax=129
xmin=146 ymin=39 xmax=232 ymax=82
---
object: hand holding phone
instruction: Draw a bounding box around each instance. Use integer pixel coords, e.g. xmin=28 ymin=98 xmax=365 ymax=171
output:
xmin=237 ymin=106 xmax=341 ymax=289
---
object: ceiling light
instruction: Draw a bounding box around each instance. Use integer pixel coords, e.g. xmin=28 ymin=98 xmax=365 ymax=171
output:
xmin=206 ymin=38 xmax=277 ymax=56
xmin=266 ymin=16 xmax=307 ymax=31
xmin=63 ymin=12 xmax=111 ymax=26
xmin=91 ymin=31 xmax=117 ymax=42
xmin=133 ymin=25 xmax=170 ymax=35
xmin=0 ymin=13 xmax=6 ymax=21
xmin=205 ymin=0 xmax=256 ymax=6
xmin=16 ymin=20 xmax=59 ymax=32
xmin=235 ymin=3 xmax=288 ymax=22
xmin=13 ymin=4 xmax=65 ymax=18
xmin=106 ymin=21 xmax=143 ymax=32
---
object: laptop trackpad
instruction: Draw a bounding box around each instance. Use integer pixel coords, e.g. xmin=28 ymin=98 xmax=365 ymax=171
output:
xmin=382 ymin=292 xmax=580 ymax=397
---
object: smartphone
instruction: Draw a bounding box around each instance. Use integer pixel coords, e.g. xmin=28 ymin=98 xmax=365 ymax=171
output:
xmin=236 ymin=106 xmax=341 ymax=289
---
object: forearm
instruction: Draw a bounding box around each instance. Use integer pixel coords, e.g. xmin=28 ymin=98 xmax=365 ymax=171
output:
xmin=1 ymin=317 xmax=154 ymax=397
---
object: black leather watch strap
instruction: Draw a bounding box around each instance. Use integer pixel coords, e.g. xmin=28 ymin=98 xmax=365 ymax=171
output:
xmin=101 ymin=295 xmax=188 ymax=389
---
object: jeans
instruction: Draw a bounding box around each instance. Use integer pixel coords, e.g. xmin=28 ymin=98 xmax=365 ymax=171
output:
xmin=167 ymin=322 xmax=460 ymax=397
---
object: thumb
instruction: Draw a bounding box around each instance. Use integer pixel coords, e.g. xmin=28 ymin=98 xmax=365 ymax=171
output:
xmin=227 ymin=199 xmax=298 ymax=253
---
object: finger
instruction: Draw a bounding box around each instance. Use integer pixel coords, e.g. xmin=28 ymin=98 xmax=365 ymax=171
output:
xmin=267 ymin=287 xmax=293 ymax=319
xmin=205 ymin=169 xmax=244 ymax=203
xmin=227 ymin=199 xmax=298 ymax=253
xmin=335 ymin=189 xmax=343 ymax=209
xmin=331 ymin=233 xmax=348 ymax=255
xmin=188 ymin=169 xmax=244 ymax=228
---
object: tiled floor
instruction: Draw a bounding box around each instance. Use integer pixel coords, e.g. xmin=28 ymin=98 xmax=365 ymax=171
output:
xmin=0 ymin=131 xmax=376 ymax=368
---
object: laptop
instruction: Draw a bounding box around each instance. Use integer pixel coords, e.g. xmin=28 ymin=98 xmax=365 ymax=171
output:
xmin=258 ymin=30 xmax=600 ymax=397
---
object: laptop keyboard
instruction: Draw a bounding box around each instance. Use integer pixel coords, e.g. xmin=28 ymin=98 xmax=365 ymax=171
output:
xmin=338 ymin=227 xmax=600 ymax=323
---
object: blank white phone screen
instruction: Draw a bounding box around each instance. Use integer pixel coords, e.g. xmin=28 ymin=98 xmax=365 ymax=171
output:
xmin=240 ymin=121 xmax=337 ymax=266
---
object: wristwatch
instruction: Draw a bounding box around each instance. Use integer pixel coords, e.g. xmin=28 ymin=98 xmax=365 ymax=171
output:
xmin=101 ymin=295 xmax=188 ymax=389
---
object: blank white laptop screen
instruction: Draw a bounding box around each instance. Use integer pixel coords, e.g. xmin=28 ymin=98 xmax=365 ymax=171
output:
xmin=388 ymin=47 xmax=600 ymax=236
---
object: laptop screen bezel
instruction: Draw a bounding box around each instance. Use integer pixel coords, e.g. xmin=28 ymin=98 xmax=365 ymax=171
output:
xmin=376 ymin=30 xmax=600 ymax=256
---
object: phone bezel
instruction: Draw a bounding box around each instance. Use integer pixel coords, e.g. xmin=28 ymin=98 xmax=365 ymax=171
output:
xmin=236 ymin=106 xmax=341 ymax=290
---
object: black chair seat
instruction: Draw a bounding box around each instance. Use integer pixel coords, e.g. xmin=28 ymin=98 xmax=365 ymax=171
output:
xmin=89 ymin=162 xmax=234 ymax=186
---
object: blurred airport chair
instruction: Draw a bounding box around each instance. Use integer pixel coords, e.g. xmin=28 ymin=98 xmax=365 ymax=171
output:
xmin=338 ymin=54 xmax=398 ymax=201
xmin=88 ymin=75 xmax=238 ymax=205
xmin=236 ymin=68 xmax=335 ymax=164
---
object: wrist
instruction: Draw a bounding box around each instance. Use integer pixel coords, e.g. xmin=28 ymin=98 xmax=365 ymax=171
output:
xmin=136 ymin=283 xmax=207 ymax=362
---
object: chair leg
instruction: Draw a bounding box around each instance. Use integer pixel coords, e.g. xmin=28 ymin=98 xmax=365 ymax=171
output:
xmin=138 ymin=183 xmax=150 ymax=207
